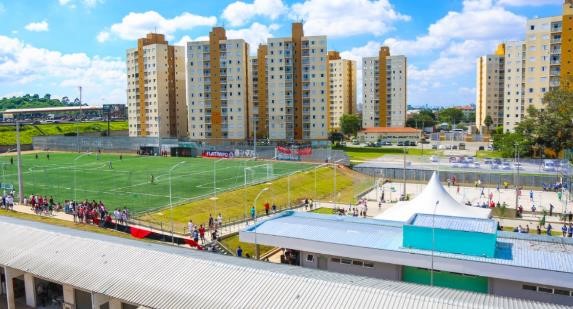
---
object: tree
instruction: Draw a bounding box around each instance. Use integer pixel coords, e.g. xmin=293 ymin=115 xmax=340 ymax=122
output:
xmin=339 ymin=114 xmax=361 ymax=138
xmin=516 ymin=88 xmax=573 ymax=158
xmin=465 ymin=111 xmax=476 ymax=124
xmin=484 ymin=115 xmax=493 ymax=132
xmin=406 ymin=109 xmax=436 ymax=129
xmin=437 ymin=108 xmax=464 ymax=125
xmin=329 ymin=131 xmax=344 ymax=144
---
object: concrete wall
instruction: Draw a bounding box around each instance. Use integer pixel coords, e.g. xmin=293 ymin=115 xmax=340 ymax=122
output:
xmin=490 ymin=278 xmax=573 ymax=306
xmin=301 ymin=251 xmax=401 ymax=280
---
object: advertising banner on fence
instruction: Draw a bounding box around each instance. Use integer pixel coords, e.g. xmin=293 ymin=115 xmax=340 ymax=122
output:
xmin=202 ymin=150 xmax=235 ymax=158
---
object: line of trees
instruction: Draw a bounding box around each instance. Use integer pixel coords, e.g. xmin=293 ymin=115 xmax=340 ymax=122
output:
xmin=0 ymin=94 xmax=82 ymax=111
xmin=493 ymin=87 xmax=573 ymax=158
xmin=405 ymin=108 xmax=475 ymax=129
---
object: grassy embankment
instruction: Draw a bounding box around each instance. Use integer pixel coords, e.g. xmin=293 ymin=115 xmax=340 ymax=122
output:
xmin=139 ymin=166 xmax=372 ymax=233
xmin=0 ymin=121 xmax=128 ymax=145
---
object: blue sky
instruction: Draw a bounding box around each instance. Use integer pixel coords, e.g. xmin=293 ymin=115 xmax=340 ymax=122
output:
xmin=0 ymin=0 xmax=563 ymax=107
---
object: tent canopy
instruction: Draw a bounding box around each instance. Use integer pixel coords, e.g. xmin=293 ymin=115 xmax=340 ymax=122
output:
xmin=375 ymin=172 xmax=491 ymax=222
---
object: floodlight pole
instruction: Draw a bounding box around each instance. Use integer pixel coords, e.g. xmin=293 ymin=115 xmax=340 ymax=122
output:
xmin=254 ymin=187 xmax=269 ymax=259
xmin=431 ymin=200 xmax=439 ymax=287
xmin=403 ymin=144 xmax=407 ymax=199
xmin=514 ymin=143 xmax=519 ymax=209
xmin=15 ymin=123 xmax=24 ymax=204
xmin=333 ymin=159 xmax=343 ymax=205
xmin=169 ymin=161 xmax=186 ymax=244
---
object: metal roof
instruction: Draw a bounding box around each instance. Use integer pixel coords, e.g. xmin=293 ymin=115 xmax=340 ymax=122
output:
xmin=0 ymin=216 xmax=565 ymax=309
xmin=410 ymin=214 xmax=497 ymax=234
xmin=3 ymin=106 xmax=102 ymax=114
xmin=242 ymin=211 xmax=573 ymax=275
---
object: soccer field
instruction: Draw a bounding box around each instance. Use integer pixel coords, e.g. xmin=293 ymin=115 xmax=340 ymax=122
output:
xmin=0 ymin=152 xmax=312 ymax=214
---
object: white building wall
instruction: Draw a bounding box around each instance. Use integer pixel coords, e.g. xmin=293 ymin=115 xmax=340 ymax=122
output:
xmin=267 ymin=38 xmax=293 ymax=140
xmin=524 ymin=16 xmax=562 ymax=111
xmin=187 ymin=41 xmax=207 ymax=139
xmin=388 ymin=56 xmax=407 ymax=127
xmin=362 ymin=57 xmax=378 ymax=128
xmin=503 ymin=41 xmax=526 ymax=132
xmin=304 ymin=36 xmax=328 ymax=140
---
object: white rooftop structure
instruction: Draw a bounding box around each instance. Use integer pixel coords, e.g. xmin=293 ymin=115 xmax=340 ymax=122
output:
xmin=375 ymin=172 xmax=491 ymax=222
xmin=0 ymin=216 xmax=564 ymax=309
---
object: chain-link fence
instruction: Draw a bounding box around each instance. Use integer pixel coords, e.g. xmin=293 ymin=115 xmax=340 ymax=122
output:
xmin=354 ymin=166 xmax=571 ymax=191
xmin=32 ymin=136 xmax=348 ymax=164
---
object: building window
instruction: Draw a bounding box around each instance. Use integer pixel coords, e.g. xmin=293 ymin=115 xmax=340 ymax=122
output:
xmin=340 ymin=259 xmax=352 ymax=265
xmin=306 ymin=254 xmax=314 ymax=262
xmin=331 ymin=258 xmax=341 ymax=263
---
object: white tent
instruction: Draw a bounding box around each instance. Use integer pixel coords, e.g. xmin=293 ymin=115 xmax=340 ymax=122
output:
xmin=375 ymin=172 xmax=491 ymax=222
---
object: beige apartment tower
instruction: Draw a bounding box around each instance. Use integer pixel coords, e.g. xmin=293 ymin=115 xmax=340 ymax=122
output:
xmin=475 ymin=45 xmax=505 ymax=130
xmin=126 ymin=33 xmax=187 ymax=137
xmin=266 ymin=23 xmax=328 ymax=140
xmin=186 ymin=27 xmax=250 ymax=140
xmin=248 ymin=45 xmax=269 ymax=139
xmin=327 ymin=51 xmax=357 ymax=130
xmin=362 ymin=47 xmax=407 ymax=128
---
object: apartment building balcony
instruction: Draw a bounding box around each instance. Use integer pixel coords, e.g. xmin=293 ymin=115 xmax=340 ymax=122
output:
xmin=551 ymin=48 xmax=561 ymax=55
xmin=550 ymin=69 xmax=560 ymax=76
xmin=551 ymin=38 xmax=562 ymax=44
xmin=550 ymin=59 xmax=561 ymax=65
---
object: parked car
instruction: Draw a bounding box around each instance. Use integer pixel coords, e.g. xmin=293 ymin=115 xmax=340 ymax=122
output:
xmin=494 ymin=159 xmax=502 ymax=165
xmin=432 ymin=144 xmax=438 ymax=150
xmin=397 ymin=141 xmax=404 ymax=146
xmin=367 ymin=142 xmax=377 ymax=147
xmin=352 ymin=139 xmax=359 ymax=145
xmin=430 ymin=156 xmax=439 ymax=163
xmin=501 ymin=161 xmax=512 ymax=170
xmin=459 ymin=143 xmax=466 ymax=150
xmin=542 ymin=160 xmax=556 ymax=172
xmin=484 ymin=158 xmax=493 ymax=165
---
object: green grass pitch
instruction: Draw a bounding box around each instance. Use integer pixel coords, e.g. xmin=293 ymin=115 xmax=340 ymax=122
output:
xmin=0 ymin=152 xmax=312 ymax=214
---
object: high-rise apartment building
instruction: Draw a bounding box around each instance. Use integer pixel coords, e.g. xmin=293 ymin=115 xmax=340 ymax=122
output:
xmin=491 ymin=1 xmax=573 ymax=132
xmin=266 ymin=23 xmax=328 ymax=140
xmin=502 ymin=41 xmax=526 ymax=132
xmin=475 ymin=45 xmax=505 ymax=129
xmin=186 ymin=27 xmax=250 ymax=140
xmin=327 ymin=51 xmax=357 ymax=130
xmin=523 ymin=16 xmax=562 ymax=111
xmin=126 ymin=33 xmax=187 ymax=137
xmin=248 ymin=45 xmax=268 ymax=139
xmin=362 ymin=47 xmax=407 ymax=128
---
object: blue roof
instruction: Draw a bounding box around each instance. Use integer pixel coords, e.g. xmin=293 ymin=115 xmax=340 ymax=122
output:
xmin=409 ymin=214 xmax=497 ymax=234
xmin=243 ymin=211 xmax=573 ymax=274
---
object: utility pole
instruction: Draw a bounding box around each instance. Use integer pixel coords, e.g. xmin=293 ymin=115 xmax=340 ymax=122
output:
xmin=515 ymin=143 xmax=520 ymax=209
xmin=16 ymin=121 xmax=24 ymax=204
xmin=76 ymin=86 xmax=82 ymax=153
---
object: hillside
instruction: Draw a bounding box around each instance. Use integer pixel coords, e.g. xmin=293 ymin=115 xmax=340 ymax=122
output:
xmin=0 ymin=94 xmax=81 ymax=111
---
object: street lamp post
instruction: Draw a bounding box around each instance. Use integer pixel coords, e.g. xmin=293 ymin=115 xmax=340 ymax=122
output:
xmin=333 ymin=159 xmax=344 ymax=205
xmin=15 ymin=122 xmax=24 ymax=204
xmin=73 ymin=152 xmax=92 ymax=202
xmin=169 ymin=161 xmax=186 ymax=244
xmin=254 ymin=187 xmax=269 ymax=259
xmin=430 ymin=200 xmax=439 ymax=287
xmin=514 ymin=143 xmax=520 ymax=209
xmin=403 ymin=144 xmax=407 ymax=199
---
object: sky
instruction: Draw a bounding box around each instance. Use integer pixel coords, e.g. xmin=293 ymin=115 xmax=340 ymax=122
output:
xmin=0 ymin=0 xmax=564 ymax=107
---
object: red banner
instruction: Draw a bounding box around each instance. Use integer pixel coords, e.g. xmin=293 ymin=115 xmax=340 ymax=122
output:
xmin=297 ymin=147 xmax=312 ymax=156
xmin=184 ymin=239 xmax=204 ymax=250
xmin=130 ymin=226 xmax=152 ymax=239
xmin=276 ymin=146 xmax=291 ymax=154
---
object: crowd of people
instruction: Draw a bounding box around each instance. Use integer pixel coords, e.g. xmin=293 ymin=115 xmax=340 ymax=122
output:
xmin=187 ymin=213 xmax=223 ymax=244
xmin=0 ymin=191 xmax=15 ymax=210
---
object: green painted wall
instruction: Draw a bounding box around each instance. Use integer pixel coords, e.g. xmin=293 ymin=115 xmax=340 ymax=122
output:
xmin=402 ymin=266 xmax=489 ymax=293
xmin=402 ymin=225 xmax=497 ymax=257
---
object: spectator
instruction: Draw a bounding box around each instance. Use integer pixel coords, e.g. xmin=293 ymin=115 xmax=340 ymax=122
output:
xmin=199 ymin=225 xmax=206 ymax=244
xmin=271 ymin=203 xmax=277 ymax=214
xmin=264 ymin=202 xmax=270 ymax=216
xmin=250 ymin=206 xmax=255 ymax=220
xmin=568 ymin=224 xmax=573 ymax=237
xmin=546 ymin=224 xmax=552 ymax=236
xmin=536 ymin=225 xmax=541 ymax=235
xmin=562 ymin=224 xmax=568 ymax=237
xmin=236 ymin=246 xmax=243 ymax=257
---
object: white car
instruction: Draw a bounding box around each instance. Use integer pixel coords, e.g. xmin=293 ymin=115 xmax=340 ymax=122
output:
xmin=472 ymin=162 xmax=481 ymax=169
xmin=430 ymin=156 xmax=439 ymax=163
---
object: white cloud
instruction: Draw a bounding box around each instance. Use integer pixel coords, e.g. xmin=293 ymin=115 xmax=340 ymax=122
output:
xmin=382 ymin=0 xmax=525 ymax=55
xmin=96 ymin=31 xmax=110 ymax=43
xmin=175 ymin=35 xmax=193 ymax=46
xmin=59 ymin=0 xmax=103 ymax=8
xmin=227 ymin=23 xmax=279 ymax=52
xmin=0 ymin=35 xmax=125 ymax=105
xmin=497 ymin=0 xmax=561 ymax=6
xmin=24 ymin=21 xmax=49 ymax=32
xmin=105 ymin=11 xmax=217 ymax=41
xmin=290 ymin=0 xmax=409 ymax=37
xmin=223 ymin=0 xmax=286 ymax=27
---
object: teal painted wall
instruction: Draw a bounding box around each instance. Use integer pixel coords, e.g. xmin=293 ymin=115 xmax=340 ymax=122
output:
xmin=402 ymin=266 xmax=489 ymax=293
xmin=402 ymin=225 xmax=496 ymax=257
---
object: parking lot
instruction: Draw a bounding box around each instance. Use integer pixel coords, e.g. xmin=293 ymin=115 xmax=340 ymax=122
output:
xmin=356 ymin=154 xmax=571 ymax=176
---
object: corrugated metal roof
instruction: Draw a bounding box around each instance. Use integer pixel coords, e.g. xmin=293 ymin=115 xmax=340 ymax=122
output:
xmin=0 ymin=216 xmax=565 ymax=309
xmin=410 ymin=214 xmax=497 ymax=234
xmin=243 ymin=211 xmax=573 ymax=275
